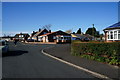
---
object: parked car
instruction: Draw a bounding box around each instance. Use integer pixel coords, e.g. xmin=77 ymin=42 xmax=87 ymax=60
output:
xmin=27 ymin=39 xmax=35 ymax=42
xmin=83 ymin=37 xmax=90 ymax=41
xmin=75 ymin=38 xmax=81 ymax=40
xmin=0 ymin=40 xmax=9 ymax=53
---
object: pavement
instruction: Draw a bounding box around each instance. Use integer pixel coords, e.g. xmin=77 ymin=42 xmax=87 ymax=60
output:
xmin=44 ymin=44 xmax=120 ymax=80
xmin=2 ymin=42 xmax=101 ymax=79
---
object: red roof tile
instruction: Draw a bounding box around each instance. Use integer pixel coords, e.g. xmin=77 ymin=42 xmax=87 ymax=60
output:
xmin=39 ymin=32 xmax=55 ymax=36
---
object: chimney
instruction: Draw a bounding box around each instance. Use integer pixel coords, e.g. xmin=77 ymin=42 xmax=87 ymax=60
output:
xmin=49 ymin=30 xmax=51 ymax=33
xmin=39 ymin=28 xmax=41 ymax=32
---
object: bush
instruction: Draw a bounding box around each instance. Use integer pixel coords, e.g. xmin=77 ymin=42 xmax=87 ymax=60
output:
xmin=71 ymin=42 xmax=120 ymax=66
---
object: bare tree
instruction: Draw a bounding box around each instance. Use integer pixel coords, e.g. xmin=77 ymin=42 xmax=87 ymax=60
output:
xmin=3 ymin=33 xmax=12 ymax=37
xmin=42 ymin=24 xmax=52 ymax=31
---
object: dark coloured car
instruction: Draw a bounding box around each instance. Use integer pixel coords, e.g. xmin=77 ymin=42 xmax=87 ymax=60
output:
xmin=27 ymin=39 xmax=35 ymax=42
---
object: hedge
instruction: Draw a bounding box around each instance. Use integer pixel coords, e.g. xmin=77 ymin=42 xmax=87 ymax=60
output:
xmin=71 ymin=42 xmax=120 ymax=66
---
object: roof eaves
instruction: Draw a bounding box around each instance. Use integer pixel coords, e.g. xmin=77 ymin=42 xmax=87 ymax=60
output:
xmin=104 ymin=22 xmax=120 ymax=30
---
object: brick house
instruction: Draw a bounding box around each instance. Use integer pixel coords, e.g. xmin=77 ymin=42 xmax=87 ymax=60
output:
xmin=13 ymin=33 xmax=30 ymax=41
xmin=38 ymin=30 xmax=71 ymax=43
xmin=103 ymin=22 xmax=120 ymax=42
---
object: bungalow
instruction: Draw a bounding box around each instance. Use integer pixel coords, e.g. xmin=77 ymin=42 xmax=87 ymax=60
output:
xmin=71 ymin=34 xmax=94 ymax=41
xmin=38 ymin=30 xmax=71 ymax=43
xmin=103 ymin=22 xmax=120 ymax=42
xmin=13 ymin=33 xmax=30 ymax=41
xmin=71 ymin=34 xmax=85 ymax=40
xmin=30 ymin=29 xmax=50 ymax=41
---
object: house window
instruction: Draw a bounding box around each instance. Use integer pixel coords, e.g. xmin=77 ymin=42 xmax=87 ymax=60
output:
xmin=63 ymin=37 xmax=71 ymax=40
xmin=19 ymin=35 xmax=23 ymax=37
xmin=118 ymin=30 xmax=120 ymax=33
xmin=114 ymin=31 xmax=117 ymax=39
xmin=53 ymin=36 xmax=56 ymax=39
xmin=61 ymin=37 xmax=63 ymax=40
xmin=107 ymin=30 xmax=120 ymax=40
xmin=108 ymin=32 xmax=110 ymax=39
xmin=64 ymin=37 xmax=67 ymax=40
xmin=118 ymin=30 xmax=120 ymax=39
xmin=118 ymin=34 xmax=120 ymax=39
xmin=110 ymin=31 xmax=113 ymax=39
xmin=39 ymin=37 xmax=43 ymax=39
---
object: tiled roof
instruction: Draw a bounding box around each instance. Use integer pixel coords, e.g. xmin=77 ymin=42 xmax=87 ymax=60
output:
xmin=104 ymin=22 xmax=120 ymax=30
xmin=71 ymin=34 xmax=94 ymax=38
xmin=31 ymin=32 xmax=37 ymax=37
xmin=33 ymin=30 xmax=44 ymax=37
xmin=33 ymin=29 xmax=49 ymax=37
xmin=39 ymin=30 xmax=70 ymax=36
xmin=39 ymin=32 xmax=55 ymax=36
xmin=71 ymin=34 xmax=85 ymax=38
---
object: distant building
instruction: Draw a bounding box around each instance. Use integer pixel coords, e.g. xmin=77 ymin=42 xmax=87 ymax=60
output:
xmin=0 ymin=36 xmax=14 ymax=41
xmin=38 ymin=30 xmax=71 ymax=43
xmin=13 ymin=33 xmax=30 ymax=41
xmin=71 ymin=34 xmax=94 ymax=41
xmin=103 ymin=22 xmax=120 ymax=42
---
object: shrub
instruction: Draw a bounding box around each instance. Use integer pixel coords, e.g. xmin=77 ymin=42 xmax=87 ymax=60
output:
xmin=71 ymin=42 xmax=120 ymax=66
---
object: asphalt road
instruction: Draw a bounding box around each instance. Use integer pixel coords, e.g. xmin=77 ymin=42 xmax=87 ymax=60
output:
xmin=44 ymin=44 xmax=119 ymax=79
xmin=2 ymin=42 xmax=98 ymax=79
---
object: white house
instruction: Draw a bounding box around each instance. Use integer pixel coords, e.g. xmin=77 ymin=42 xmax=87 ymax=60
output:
xmin=103 ymin=22 xmax=120 ymax=42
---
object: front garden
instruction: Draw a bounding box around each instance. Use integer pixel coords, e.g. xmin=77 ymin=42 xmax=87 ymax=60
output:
xmin=71 ymin=41 xmax=120 ymax=66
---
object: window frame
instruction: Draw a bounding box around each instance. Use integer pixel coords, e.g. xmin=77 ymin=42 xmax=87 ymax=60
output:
xmin=107 ymin=29 xmax=120 ymax=40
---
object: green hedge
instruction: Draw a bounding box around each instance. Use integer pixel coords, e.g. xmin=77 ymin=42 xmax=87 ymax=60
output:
xmin=71 ymin=42 xmax=120 ymax=66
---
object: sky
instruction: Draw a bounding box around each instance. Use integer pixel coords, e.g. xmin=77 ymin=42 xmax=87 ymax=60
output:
xmin=2 ymin=2 xmax=118 ymax=36
xmin=2 ymin=0 xmax=120 ymax=2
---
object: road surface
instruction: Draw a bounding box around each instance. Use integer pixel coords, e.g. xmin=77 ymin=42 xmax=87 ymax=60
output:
xmin=2 ymin=42 xmax=99 ymax=79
